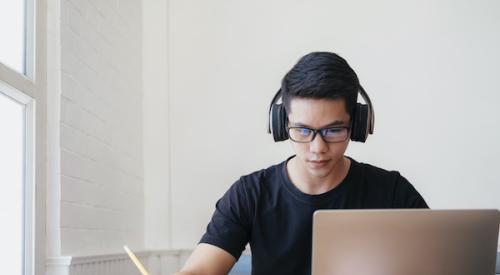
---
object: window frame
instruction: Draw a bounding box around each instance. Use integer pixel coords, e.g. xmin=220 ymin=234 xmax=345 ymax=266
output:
xmin=25 ymin=0 xmax=35 ymax=78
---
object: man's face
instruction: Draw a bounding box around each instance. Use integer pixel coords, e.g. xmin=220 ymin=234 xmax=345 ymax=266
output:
xmin=287 ymin=97 xmax=351 ymax=180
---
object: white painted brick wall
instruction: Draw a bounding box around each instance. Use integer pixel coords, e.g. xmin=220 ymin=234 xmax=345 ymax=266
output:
xmin=60 ymin=0 xmax=143 ymax=256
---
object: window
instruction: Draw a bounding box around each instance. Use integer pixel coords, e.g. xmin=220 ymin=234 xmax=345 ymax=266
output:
xmin=0 ymin=90 xmax=26 ymax=274
xmin=0 ymin=0 xmax=41 ymax=274
xmin=0 ymin=0 xmax=34 ymax=76
xmin=0 ymin=81 xmax=35 ymax=275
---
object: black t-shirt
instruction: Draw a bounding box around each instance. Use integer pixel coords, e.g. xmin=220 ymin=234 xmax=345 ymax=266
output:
xmin=200 ymin=156 xmax=428 ymax=275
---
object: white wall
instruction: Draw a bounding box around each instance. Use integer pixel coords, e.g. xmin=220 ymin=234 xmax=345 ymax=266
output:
xmin=49 ymin=0 xmax=500 ymax=257
xmin=164 ymin=0 xmax=500 ymax=249
xmin=59 ymin=0 xmax=143 ymax=256
xmin=143 ymin=0 xmax=171 ymax=249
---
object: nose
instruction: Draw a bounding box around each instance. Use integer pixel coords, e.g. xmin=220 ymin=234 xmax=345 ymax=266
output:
xmin=309 ymin=133 xmax=328 ymax=154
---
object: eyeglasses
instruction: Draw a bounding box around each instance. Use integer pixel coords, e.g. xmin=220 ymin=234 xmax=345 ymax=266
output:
xmin=287 ymin=126 xmax=351 ymax=143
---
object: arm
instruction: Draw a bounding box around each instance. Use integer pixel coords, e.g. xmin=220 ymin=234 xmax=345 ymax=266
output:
xmin=174 ymin=178 xmax=253 ymax=275
xmin=173 ymin=243 xmax=236 ymax=275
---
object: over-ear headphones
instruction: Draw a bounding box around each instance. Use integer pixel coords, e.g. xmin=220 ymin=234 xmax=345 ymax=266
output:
xmin=267 ymin=85 xmax=375 ymax=143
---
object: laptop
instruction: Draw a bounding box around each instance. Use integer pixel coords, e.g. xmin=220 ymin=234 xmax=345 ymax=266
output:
xmin=312 ymin=209 xmax=500 ymax=275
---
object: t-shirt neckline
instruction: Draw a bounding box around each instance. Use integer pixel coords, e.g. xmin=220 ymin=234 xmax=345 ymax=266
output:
xmin=279 ymin=155 xmax=356 ymax=205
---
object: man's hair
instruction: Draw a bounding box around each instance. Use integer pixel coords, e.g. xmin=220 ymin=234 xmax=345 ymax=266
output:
xmin=281 ymin=52 xmax=360 ymax=120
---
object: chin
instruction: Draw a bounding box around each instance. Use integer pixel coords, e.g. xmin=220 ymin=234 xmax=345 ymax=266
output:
xmin=306 ymin=166 xmax=333 ymax=178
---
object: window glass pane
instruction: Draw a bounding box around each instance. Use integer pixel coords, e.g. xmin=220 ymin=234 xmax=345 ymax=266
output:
xmin=0 ymin=0 xmax=26 ymax=73
xmin=0 ymin=92 xmax=25 ymax=274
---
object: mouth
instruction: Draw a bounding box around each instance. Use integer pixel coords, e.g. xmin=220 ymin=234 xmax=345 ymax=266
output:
xmin=307 ymin=159 xmax=330 ymax=168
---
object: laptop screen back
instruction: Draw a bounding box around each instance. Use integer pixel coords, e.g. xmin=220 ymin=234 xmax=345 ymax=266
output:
xmin=312 ymin=209 xmax=499 ymax=275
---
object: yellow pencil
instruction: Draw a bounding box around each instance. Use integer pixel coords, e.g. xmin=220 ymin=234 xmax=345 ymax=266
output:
xmin=124 ymin=245 xmax=150 ymax=275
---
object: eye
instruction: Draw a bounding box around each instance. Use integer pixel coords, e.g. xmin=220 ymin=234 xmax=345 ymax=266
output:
xmin=323 ymin=128 xmax=344 ymax=137
xmin=296 ymin=128 xmax=312 ymax=136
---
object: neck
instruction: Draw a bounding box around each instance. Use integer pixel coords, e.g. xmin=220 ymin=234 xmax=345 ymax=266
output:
xmin=287 ymin=156 xmax=351 ymax=195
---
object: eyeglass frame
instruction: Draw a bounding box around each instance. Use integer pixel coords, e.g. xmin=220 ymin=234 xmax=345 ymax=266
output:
xmin=286 ymin=125 xmax=352 ymax=143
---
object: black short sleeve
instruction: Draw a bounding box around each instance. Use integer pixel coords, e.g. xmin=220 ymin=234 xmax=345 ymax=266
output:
xmin=199 ymin=178 xmax=252 ymax=260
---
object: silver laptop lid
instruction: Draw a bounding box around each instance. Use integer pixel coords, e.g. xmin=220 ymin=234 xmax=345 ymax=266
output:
xmin=312 ymin=209 xmax=499 ymax=275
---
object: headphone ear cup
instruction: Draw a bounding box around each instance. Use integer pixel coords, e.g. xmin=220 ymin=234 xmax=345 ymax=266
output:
xmin=351 ymin=103 xmax=369 ymax=143
xmin=270 ymin=104 xmax=289 ymax=142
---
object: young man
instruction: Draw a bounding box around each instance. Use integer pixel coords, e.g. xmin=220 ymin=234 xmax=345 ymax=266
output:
xmin=174 ymin=52 xmax=428 ymax=275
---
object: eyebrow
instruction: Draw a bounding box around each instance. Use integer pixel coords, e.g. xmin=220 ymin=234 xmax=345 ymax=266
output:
xmin=288 ymin=120 xmax=348 ymax=128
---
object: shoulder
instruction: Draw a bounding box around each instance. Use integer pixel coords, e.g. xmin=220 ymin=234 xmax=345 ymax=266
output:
xmin=233 ymin=160 xmax=284 ymax=196
xmin=353 ymin=159 xmax=404 ymax=185
xmin=349 ymin=158 xmax=428 ymax=208
xmin=217 ymin=160 xmax=285 ymax=220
